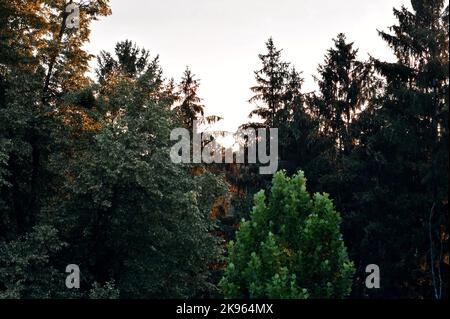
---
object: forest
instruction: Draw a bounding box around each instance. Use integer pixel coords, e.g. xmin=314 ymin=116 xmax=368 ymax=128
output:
xmin=0 ymin=0 xmax=448 ymax=299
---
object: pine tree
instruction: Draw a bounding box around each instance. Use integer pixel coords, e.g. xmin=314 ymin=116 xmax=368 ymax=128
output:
xmin=281 ymin=67 xmax=323 ymax=175
xmin=248 ymin=38 xmax=290 ymax=128
xmin=96 ymin=40 xmax=154 ymax=84
xmin=309 ymin=33 xmax=373 ymax=155
xmin=175 ymin=67 xmax=205 ymax=130
xmin=304 ymin=34 xmax=376 ymax=237
xmin=174 ymin=67 xmax=221 ymax=131
xmin=346 ymin=0 xmax=449 ymax=298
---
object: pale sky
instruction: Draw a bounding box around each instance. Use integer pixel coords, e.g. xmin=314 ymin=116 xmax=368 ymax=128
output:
xmin=84 ymin=0 xmax=409 ymax=131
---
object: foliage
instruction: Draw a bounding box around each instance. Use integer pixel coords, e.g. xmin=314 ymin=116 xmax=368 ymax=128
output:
xmin=0 ymin=226 xmax=68 ymax=299
xmin=219 ymin=171 xmax=354 ymax=299
xmin=1 ymin=0 xmax=448 ymax=300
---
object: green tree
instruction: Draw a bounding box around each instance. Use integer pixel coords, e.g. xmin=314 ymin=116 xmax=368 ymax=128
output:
xmin=96 ymin=40 xmax=154 ymax=85
xmin=1 ymin=0 xmax=227 ymax=298
xmin=175 ymin=67 xmax=205 ymax=130
xmin=248 ymin=38 xmax=290 ymax=128
xmin=0 ymin=226 xmax=69 ymax=298
xmin=340 ymin=0 xmax=449 ymax=298
xmin=235 ymin=39 xmax=321 ymax=225
xmin=0 ymin=0 xmax=111 ymax=237
xmin=174 ymin=67 xmax=221 ymax=131
xmin=219 ymin=171 xmax=354 ymax=299
xmin=280 ymin=67 xmax=325 ymax=177
xmin=41 ymin=50 xmax=227 ymax=298
xmin=309 ymin=33 xmax=373 ymax=155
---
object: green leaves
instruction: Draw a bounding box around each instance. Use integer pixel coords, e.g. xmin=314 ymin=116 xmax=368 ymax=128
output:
xmin=39 ymin=57 xmax=227 ymax=298
xmin=0 ymin=226 xmax=67 ymax=299
xmin=219 ymin=171 xmax=355 ymax=299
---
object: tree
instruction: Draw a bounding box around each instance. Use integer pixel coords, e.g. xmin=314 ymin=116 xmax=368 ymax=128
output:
xmin=0 ymin=225 xmax=71 ymax=298
xmin=0 ymin=0 xmax=111 ymax=238
xmin=96 ymin=40 xmax=154 ymax=85
xmin=174 ymin=67 xmax=205 ymax=130
xmin=302 ymin=35 xmax=378 ymax=258
xmin=342 ymin=0 xmax=449 ymax=298
xmin=1 ymin=0 xmax=228 ymax=298
xmin=40 ymin=0 xmax=111 ymax=103
xmin=174 ymin=67 xmax=221 ymax=131
xmin=219 ymin=171 xmax=354 ymax=299
xmin=233 ymin=39 xmax=322 ymax=229
xmin=280 ymin=67 xmax=325 ymax=177
xmin=309 ymin=33 xmax=373 ymax=155
xmin=41 ymin=49 xmax=227 ymax=298
xmin=248 ymin=38 xmax=290 ymax=128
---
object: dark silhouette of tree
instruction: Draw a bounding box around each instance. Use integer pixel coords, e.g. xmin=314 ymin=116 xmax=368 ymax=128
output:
xmin=174 ymin=67 xmax=221 ymax=131
xmin=309 ymin=33 xmax=373 ymax=155
xmin=248 ymin=38 xmax=290 ymax=128
xmin=96 ymin=40 xmax=153 ymax=83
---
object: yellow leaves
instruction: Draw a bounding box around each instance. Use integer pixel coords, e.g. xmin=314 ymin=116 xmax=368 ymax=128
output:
xmin=190 ymin=166 xmax=205 ymax=176
xmin=443 ymin=254 xmax=449 ymax=266
xmin=440 ymin=225 xmax=449 ymax=242
xmin=282 ymin=246 xmax=294 ymax=258
xmin=59 ymin=106 xmax=102 ymax=135
xmin=420 ymin=259 xmax=428 ymax=272
xmin=210 ymin=195 xmax=231 ymax=219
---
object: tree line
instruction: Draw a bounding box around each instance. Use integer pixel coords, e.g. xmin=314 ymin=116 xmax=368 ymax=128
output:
xmin=0 ymin=0 xmax=448 ymax=299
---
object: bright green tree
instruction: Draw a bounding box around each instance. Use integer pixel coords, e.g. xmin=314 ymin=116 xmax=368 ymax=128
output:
xmin=219 ymin=171 xmax=354 ymax=299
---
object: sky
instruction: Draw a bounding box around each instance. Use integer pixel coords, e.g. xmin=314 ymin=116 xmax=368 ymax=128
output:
xmin=84 ymin=0 xmax=410 ymax=132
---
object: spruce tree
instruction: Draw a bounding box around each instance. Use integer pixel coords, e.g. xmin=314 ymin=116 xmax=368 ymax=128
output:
xmin=309 ymin=33 xmax=373 ymax=155
xmin=248 ymin=38 xmax=290 ymax=128
xmin=174 ymin=67 xmax=221 ymax=131
xmin=347 ymin=0 xmax=449 ymax=298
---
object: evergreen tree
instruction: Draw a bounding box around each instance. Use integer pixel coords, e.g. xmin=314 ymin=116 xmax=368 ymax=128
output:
xmin=96 ymin=40 xmax=154 ymax=85
xmin=237 ymin=39 xmax=321 ymax=224
xmin=174 ymin=67 xmax=221 ymax=131
xmin=175 ymin=67 xmax=205 ymax=130
xmin=309 ymin=33 xmax=373 ymax=155
xmin=303 ymin=34 xmax=377 ymax=245
xmin=344 ymin=0 xmax=449 ymax=298
xmin=248 ymin=38 xmax=290 ymax=128
xmin=281 ymin=67 xmax=323 ymax=176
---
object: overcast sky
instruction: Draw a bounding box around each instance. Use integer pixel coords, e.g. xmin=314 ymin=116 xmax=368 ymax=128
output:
xmin=84 ymin=0 xmax=410 ymax=131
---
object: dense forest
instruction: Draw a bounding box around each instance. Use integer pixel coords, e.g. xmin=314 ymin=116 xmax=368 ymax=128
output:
xmin=0 ymin=0 xmax=448 ymax=299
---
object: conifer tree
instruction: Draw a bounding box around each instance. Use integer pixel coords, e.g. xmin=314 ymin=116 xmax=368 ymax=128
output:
xmin=345 ymin=0 xmax=449 ymax=298
xmin=174 ymin=67 xmax=221 ymax=131
xmin=96 ymin=40 xmax=154 ymax=84
xmin=309 ymin=33 xmax=373 ymax=155
xmin=248 ymin=38 xmax=290 ymax=128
